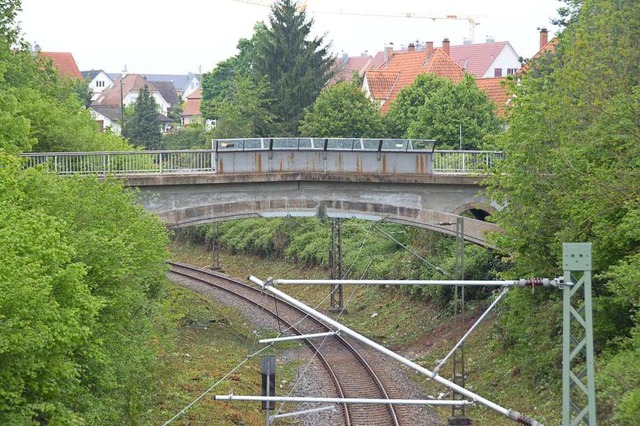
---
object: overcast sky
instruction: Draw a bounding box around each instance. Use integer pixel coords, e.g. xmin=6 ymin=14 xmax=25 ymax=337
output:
xmin=18 ymin=0 xmax=562 ymax=75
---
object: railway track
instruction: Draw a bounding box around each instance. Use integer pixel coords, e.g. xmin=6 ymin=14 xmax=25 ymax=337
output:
xmin=168 ymin=261 xmax=400 ymax=426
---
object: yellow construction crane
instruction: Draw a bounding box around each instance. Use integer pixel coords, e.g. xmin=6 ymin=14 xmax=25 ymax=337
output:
xmin=231 ymin=0 xmax=479 ymax=42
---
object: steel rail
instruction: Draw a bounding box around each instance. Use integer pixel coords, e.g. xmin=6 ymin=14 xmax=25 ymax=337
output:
xmin=168 ymin=262 xmax=400 ymax=425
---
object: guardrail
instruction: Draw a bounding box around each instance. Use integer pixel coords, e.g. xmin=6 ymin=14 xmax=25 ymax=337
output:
xmin=21 ymin=149 xmax=503 ymax=175
xmin=432 ymin=150 xmax=504 ymax=173
xmin=20 ymin=150 xmax=215 ymax=175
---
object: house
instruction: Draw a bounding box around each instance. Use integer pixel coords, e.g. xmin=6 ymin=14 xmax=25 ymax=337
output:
xmin=149 ymin=80 xmax=181 ymax=113
xmin=181 ymin=88 xmax=202 ymax=125
xmin=89 ymin=105 xmax=123 ymax=135
xmin=363 ymin=40 xmax=466 ymax=113
xmin=449 ymin=38 xmax=521 ymax=78
xmin=37 ymin=51 xmax=82 ymax=79
xmin=144 ymin=72 xmax=201 ymax=101
xmin=94 ymin=74 xmax=172 ymax=116
xmin=331 ymin=52 xmax=374 ymax=84
xmin=81 ymin=70 xmax=114 ymax=101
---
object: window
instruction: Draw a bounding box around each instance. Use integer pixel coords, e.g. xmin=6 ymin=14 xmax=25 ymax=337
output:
xmin=507 ymin=68 xmax=518 ymax=75
xmin=494 ymin=68 xmax=503 ymax=77
xmin=96 ymin=80 xmax=105 ymax=87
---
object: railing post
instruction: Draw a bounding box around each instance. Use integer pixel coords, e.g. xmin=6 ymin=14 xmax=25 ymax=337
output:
xmin=159 ymin=152 xmax=163 ymax=174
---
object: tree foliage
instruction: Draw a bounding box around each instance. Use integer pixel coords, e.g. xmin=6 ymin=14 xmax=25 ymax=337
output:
xmin=0 ymin=18 xmax=129 ymax=153
xmin=253 ymin=0 xmax=335 ymax=135
xmin=298 ymin=81 xmax=384 ymax=137
xmin=210 ymin=74 xmax=275 ymax=139
xmin=486 ymin=0 xmax=640 ymax=421
xmin=162 ymin=122 xmax=209 ymax=150
xmin=0 ymin=156 xmax=169 ymax=423
xmin=124 ymin=85 xmax=162 ymax=149
xmin=200 ymin=24 xmax=266 ymax=120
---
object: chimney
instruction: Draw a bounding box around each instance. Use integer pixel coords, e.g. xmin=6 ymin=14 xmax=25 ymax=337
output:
xmin=539 ymin=27 xmax=549 ymax=48
xmin=408 ymin=43 xmax=415 ymax=52
xmin=342 ymin=51 xmax=349 ymax=64
xmin=442 ymin=38 xmax=450 ymax=56
xmin=425 ymin=41 xmax=434 ymax=57
xmin=384 ymin=44 xmax=394 ymax=65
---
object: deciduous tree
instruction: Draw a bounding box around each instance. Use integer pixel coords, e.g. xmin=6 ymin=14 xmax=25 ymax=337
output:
xmin=298 ymin=81 xmax=384 ymax=137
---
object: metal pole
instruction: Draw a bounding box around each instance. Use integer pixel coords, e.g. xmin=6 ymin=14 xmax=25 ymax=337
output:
xmin=273 ymin=278 xmax=560 ymax=287
xmin=562 ymin=243 xmax=596 ymax=425
xmin=450 ymin=216 xmax=470 ymax=423
xmin=211 ymin=222 xmax=221 ymax=271
xmin=215 ymin=395 xmax=474 ymax=406
xmin=329 ymin=218 xmax=344 ymax=312
xmin=248 ymin=275 xmax=543 ymax=426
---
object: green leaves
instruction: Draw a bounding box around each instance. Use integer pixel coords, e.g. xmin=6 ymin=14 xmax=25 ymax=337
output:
xmin=299 ymin=82 xmax=384 ymax=138
xmin=0 ymin=156 xmax=169 ymax=422
xmin=124 ymin=85 xmax=162 ymax=149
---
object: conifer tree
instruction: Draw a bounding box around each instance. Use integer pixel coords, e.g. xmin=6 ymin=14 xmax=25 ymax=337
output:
xmin=125 ymin=85 xmax=162 ymax=149
xmin=253 ymin=0 xmax=335 ymax=135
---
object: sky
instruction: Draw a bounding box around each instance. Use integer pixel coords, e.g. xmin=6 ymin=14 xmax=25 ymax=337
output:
xmin=18 ymin=0 xmax=562 ymax=75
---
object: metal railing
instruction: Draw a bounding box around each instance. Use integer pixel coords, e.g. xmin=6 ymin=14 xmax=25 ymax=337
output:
xmin=432 ymin=150 xmax=504 ymax=173
xmin=21 ymin=150 xmax=215 ymax=175
xmin=21 ymin=149 xmax=503 ymax=175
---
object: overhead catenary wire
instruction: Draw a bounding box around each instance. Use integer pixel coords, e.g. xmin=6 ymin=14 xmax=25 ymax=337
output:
xmin=372 ymin=223 xmax=453 ymax=278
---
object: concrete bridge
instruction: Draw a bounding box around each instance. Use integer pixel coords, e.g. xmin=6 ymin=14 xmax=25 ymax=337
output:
xmin=22 ymin=138 xmax=503 ymax=246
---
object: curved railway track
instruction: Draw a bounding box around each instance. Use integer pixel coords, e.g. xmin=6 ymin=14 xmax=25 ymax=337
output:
xmin=168 ymin=261 xmax=400 ymax=426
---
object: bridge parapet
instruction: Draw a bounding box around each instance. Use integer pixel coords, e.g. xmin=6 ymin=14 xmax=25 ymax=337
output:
xmin=20 ymin=139 xmax=503 ymax=176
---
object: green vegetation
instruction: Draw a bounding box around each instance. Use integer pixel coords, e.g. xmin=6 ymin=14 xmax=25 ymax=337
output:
xmin=202 ymin=0 xmax=335 ymax=137
xmin=124 ymin=85 xmax=162 ymax=149
xmin=299 ymin=81 xmax=385 ymax=138
xmin=1 ymin=4 xmax=170 ymax=422
xmin=487 ymin=0 xmax=640 ymax=423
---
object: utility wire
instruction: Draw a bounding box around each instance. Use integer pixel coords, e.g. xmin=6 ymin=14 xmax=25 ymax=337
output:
xmin=372 ymin=224 xmax=454 ymax=278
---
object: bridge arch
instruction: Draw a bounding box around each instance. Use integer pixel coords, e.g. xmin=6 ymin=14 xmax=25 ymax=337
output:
xmin=133 ymin=173 xmax=501 ymax=247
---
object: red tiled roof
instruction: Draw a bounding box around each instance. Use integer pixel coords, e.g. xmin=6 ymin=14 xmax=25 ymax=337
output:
xmin=365 ymin=71 xmax=400 ymax=101
xmin=95 ymin=74 xmax=156 ymax=107
xmin=475 ymin=77 xmax=509 ymax=116
xmin=182 ymin=88 xmax=202 ymax=117
xmin=367 ymin=48 xmax=465 ymax=114
xmin=449 ymin=41 xmax=512 ymax=78
xmin=38 ymin=51 xmax=82 ymax=79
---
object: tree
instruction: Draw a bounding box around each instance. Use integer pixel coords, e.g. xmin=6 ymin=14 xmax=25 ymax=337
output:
xmin=210 ymin=74 xmax=275 ymax=138
xmin=0 ymin=0 xmax=22 ymax=47
xmin=298 ymin=81 xmax=384 ymax=137
xmin=253 ymin=0 xmax=335 ymax=135
xmin=384 ymin=73 xmax=450 ymax=138
xmin=201 ymin=24 xmax=266 ymax=121
xmin=162 ymin=122 xmax=208 ymax=150
xmin=0 ymin=9 xmax=130 ymax=153
xmin=486 ymin=0 xmax=640 ymax=421
xmin=405 ymin=74 xmax=502 ymax=149
xmin=125 ymin=85 xmax=162 ymax=149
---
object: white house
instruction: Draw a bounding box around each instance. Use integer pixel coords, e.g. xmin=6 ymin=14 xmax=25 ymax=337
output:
xmin=94 ymin=74 xmax=171 ymax=116
xmin=89 ymin=105 xmax=122 ymax=135
xmin=81 ymin=70 xmax=114 ymax=101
